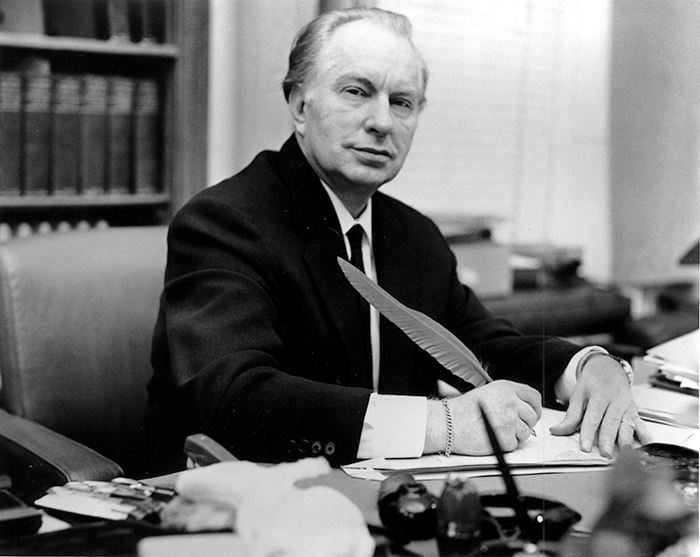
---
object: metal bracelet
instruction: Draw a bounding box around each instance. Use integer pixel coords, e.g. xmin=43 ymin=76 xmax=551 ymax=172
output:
xmin=441 ymin=398 xmax=453 ymax=458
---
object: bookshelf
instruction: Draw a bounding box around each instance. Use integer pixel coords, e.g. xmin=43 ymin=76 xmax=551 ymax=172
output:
xmin=0 ymin=0 xmax=208 ymax=234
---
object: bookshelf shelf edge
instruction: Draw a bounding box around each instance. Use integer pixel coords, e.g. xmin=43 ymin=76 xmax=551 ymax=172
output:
xmin=0 ymin=32 xmax=179 ymax=58
xmin=0 ymin=194 xmax=171 ymax=209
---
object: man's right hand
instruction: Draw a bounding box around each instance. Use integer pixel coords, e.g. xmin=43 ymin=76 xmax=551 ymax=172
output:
xmin=425 ymin=380 xmax=542 ymax=455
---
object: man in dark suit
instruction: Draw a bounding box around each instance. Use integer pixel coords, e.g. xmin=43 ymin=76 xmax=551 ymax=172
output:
xmin=145 ymin=7 xmax=649 ymax=473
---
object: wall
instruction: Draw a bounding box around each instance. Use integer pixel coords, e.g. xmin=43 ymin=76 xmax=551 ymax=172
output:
xmin=207 ymin=0 xmax=316 ymax=186
xmin=610 ymin=0 xmax=699 ymax=287
xmin=548 ymin=0 xmax=613 ymax=282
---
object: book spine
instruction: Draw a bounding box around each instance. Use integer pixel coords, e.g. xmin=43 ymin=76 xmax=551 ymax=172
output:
xmin=0 ymin=72 xmax=23 ymax=196
xmin=133 ymin=78 xmax=160 ymax=194
xmin=22 ymin=73 xmax=52 ymax=196
xmin=142 ymin=0 xmax=166 ymax=43
xmin=80 ymin=75 xmax=108 ymax=195
xmin=107 ymin=0 xmax=133 ymax=41
xmin=43 ymin=0 xmax=104 ymax=39
xmin=106 ymin=76 xmax=134 ymax=194
xmin=51 ymin=74 xmax=82 ymax=195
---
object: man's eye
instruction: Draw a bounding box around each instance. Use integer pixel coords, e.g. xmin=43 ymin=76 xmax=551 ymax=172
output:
xmin=344 ymin=87 xmax=366 ymax=97
xmin=392 ymin=98 xmax=413 ymax=110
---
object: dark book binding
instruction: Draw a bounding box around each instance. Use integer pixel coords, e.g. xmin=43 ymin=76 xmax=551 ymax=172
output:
xmin=106 ymin=76 xmax=134 ymax=194
xmin=142 ymin=0 xmax=166 ymax=43
xmin=51 ymin=74 xmax=81 ymax=195
xmin=0 ymin=72 xmax=22 ymax=196
xmin=22 ymin=73 xmax=52 ymax=196
xmin=133 ymin=78 xmax=160 ymax=194
xmin=43 ymin=0 xmax=104 ymax=39
xmin=80 ymin=75 xmax=108 ymax=195
xmin=129 ymin=0 xmax=165 ymax=43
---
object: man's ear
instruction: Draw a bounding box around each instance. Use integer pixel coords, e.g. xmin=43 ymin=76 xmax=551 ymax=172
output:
xmin=288 ymin=86 xmax=307 ymax=136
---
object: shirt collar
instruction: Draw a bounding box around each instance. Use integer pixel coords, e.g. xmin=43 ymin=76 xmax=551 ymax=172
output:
xmin=320 ymin=182 xmax=373 ymax=244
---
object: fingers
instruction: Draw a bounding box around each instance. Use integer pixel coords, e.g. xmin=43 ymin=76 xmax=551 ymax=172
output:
xmin=514 ymin=420 xmax=533 ymax=446
xmin=580 ymin=400 xmax=610 ymax=455
xmin=516 ymin=402 xmax=539 ymax=431
xmin=616 ymin=414 xmax=636 ymax=448
xmin=549 ymin=390 xmax=584 ymax=437
xmin=512 ymin=382 xmax=543 ymax=420
xmin=572 ymin=396 xmax=650 ymax=457
xmin=634 ymin=414 xmax=653 ymax=445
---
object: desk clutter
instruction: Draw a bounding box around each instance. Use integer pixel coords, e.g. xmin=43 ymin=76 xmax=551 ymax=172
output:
xmin=0 ymin=449 xmax=694 ymax=557
xmin=0 ymin=419 xmax=693 ymax=557
xmin=643 ymin=330 xmax=699 ymax=397
xmin=17 ymin=458 xmax=376 ymax=557
xmin=634 ymin=330 xmax=699 ymax=431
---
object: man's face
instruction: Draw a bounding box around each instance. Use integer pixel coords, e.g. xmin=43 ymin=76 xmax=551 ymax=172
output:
xmin=292 ymin=20 xmax=424 ymax=202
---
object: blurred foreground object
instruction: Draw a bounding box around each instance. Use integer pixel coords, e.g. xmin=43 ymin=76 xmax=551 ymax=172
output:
xmin=160 ymin=458 xmax=374 ymax=557
xmin=586 ymin=448 xmax=698 ymax=557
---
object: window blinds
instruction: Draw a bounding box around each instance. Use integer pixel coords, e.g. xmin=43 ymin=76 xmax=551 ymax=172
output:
xmin=377 ymin=0 xmax=568 ymax=244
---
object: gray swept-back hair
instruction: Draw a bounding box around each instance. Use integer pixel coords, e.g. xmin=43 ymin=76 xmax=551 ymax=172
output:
xmin=282 ymin=7 xmax=428 ymax=104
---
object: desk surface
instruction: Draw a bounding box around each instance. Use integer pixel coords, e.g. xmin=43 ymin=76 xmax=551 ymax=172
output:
xmin=144 ymin=466 xmax=608 ymax=557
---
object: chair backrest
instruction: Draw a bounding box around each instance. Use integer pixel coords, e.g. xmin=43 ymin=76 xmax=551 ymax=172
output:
xmin=0 ymin=226 xmax=167 ymax=476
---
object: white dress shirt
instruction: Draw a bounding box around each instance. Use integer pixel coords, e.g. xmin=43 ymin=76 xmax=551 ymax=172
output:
xmin=320 ymin=183 xmax=603 ymax=460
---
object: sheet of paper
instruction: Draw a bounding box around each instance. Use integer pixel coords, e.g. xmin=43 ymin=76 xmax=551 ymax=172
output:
xmin=344 ymin=408 xmax=611 ymax=477
xmin=645 ymin=329 xmax=699 ymax=374
xmin=644 ymin=420 xmax=699 ymax=451
xmin=343 ymin=465 xmax=610 ymax=482
xmin=34 ymin=492 xmax=135 ymax=521
xmin=633 ymin=382 xmax=699 ymax=428
xmin=343 ymin=407 xmax=699 ymax=480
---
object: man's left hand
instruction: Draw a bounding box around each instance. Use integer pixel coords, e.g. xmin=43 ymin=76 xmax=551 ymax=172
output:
xmin=549 ymin=355 xmax=653 ymax=457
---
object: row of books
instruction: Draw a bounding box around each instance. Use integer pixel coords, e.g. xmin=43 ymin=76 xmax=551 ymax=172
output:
xmin=0 ymin=0 xmax=166 ymax=44
xmin=0 ymin=71 xmax=161 ymax=197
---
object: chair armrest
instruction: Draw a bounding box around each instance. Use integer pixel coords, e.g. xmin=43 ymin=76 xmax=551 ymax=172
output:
xmin=0 ymin=409 xmax=123 ymax=500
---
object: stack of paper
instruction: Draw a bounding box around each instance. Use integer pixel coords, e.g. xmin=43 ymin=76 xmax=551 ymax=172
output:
xmin=644 ymin=330 xmax=699 ymax=396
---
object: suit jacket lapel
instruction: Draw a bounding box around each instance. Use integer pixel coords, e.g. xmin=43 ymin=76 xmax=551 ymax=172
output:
xmin=280 ymin=136 xmax=373 ymax=389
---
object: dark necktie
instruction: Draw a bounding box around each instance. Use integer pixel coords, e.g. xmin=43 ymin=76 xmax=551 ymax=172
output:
xmin=347 ymin=225 xmax=372 ymax=383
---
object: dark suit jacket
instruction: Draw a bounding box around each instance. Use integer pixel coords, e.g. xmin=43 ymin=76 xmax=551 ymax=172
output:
xmin=144 ymin=135 xmax=581 ymax=473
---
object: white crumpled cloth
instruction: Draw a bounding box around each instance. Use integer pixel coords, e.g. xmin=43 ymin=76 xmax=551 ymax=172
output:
xmin=174 ymin=457 xmax=375 ymax=557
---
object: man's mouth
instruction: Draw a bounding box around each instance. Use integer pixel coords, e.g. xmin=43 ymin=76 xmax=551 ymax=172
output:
xmin=352 ymin=147 xmax=393 ymax=159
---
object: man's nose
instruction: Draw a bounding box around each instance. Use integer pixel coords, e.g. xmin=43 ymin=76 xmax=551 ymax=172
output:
xmin=365 ymin=97 xmax=394 ymax=136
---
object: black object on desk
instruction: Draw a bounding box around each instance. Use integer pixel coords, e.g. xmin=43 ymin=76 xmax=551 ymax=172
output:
xmin=0 ymin=489 xmax=42 ymax=538
xmin=377 ymin=473 xmax=438 ymax=541
xmin=0 ymin=520 xmax=169 ymax=556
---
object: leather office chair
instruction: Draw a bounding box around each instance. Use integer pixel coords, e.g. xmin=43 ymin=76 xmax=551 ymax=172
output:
xmin=0 ymin=226 xmax=168 ymax=499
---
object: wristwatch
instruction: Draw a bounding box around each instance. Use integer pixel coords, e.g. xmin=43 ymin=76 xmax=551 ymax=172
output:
xmin=579 ymin=351 xmax=635 ymax=386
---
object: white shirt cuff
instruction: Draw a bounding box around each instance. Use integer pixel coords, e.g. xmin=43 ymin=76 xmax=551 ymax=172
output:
xmin=357 ymin=393 xmax=427 ymax=459
xmin=554 ymin=345 xmax=608 ymax=404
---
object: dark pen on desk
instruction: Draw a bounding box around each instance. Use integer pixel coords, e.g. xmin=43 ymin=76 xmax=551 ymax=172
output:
xmin=479 ymin=403 xmax=539 ymax=543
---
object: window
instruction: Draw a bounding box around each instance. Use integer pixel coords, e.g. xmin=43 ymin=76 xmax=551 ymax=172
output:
xmin=378 ymin=0 xmax=569 ymax=245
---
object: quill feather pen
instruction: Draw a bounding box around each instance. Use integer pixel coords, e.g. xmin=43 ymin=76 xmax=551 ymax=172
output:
xmin=338 ymin=257 xmax=493 ymax=388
